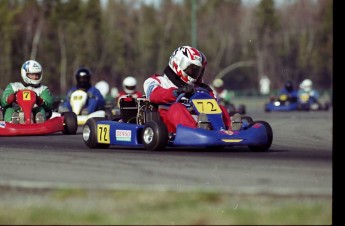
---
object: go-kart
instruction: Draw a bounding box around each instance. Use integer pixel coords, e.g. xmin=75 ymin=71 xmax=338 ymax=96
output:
xmin=220 ymin=100 xmax=246 ymax=116
xmin=264 ymin=94 xmax=299 ymax=112
xmin=265 ymin=92 xmax=330 ymax=112
xmin=297 ymin=92 xmax=330 ymax=111
xmin=0 ymin=89 xmax=78 ymax=136
xmin=82 ymin=88 xmax=273 ymax=152
xmin=57 ymin=89 xmax=113 ymax=126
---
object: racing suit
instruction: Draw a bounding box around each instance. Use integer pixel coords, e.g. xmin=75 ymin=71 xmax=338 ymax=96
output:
xmin=1 ymin=82 xmax=54 ymax=122
xmin=278 ymin=88 xmax=298 ymax=103
xmin=61 ymin=86 xmax=106 ymax=114
xmin=143 ymin=66 xmax=231 ymax=133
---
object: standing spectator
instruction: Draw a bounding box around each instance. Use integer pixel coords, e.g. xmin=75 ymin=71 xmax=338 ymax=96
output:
xmin=259 ymin=75 xmax=271 ymax=96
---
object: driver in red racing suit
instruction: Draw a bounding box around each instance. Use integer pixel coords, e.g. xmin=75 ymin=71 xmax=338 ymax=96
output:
xmin=143 ymin=46 xmax=234 ymax=133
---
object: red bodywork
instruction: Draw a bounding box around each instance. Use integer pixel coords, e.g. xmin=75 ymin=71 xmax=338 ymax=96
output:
xmin=0 ymin=90 xmax=66 ymax=136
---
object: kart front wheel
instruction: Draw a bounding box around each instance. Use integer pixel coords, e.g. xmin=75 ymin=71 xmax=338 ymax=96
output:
xmin=62 ymin=112 xmax=78 ymax=134
xmin=248 ymin=120 xmax=273 ymax=152
xmin=83 ymin=117 xmax=110 ymax=149
xmin=142 ymin=120 xmax=169 ymax=151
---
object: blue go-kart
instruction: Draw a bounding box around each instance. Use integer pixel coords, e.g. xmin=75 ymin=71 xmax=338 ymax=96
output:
xmin=82 ymin=88 xmax=273 ymax=152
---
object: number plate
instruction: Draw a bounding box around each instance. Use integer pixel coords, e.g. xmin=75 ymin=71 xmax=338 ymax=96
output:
xmin=192 ymin=99 xmax=222 ymax=114
xmin=97 ymin=124 xmax=110 ymax=144
xmin=23 ymin=90 xmax=32 ymax=100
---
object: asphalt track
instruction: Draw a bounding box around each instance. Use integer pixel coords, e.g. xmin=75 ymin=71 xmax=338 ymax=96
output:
xmin=0 ymin=109 xmax=332 ymax=196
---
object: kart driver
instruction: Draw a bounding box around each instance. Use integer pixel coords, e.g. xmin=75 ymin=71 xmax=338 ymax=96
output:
xmin=60 ymin=67 xmax=105 ymax=114
xmin=211 ymin=78 xmax=235 ymax=106
xmin=1 ymin=60 xmax=54 ymax=123
xmin=278 ymin=80 xmax=298 ymax=103
xmin=143 ymin=45 xmax=239 ymax=133
xmin=298 ymin=79 xmax=320 ymax=100
xmin=115 ymin=76 xmax=143 ymax=107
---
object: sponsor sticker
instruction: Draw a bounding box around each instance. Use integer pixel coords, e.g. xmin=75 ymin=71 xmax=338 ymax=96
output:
xmin=116 ymin=130 xmax=132 ymax=141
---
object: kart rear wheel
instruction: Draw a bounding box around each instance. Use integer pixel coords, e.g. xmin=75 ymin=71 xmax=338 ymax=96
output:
xmin=264 ymin=104 xmax=271 ymax=112
xmin=105 ymin=108 xmax=114 ymax=120
xmin=241 ymin=116 xmax=254 ymax=130
xmin=227 ymin=104 xmax=237 ymax=116
xmin=62 ymin=112 xmax=78 ymax=134
xmin=323 ymin=102 xmax=330 ymax=111
xmin=248 ymin=121 xmax=273 ymax=152
xmin=83 ymin=117 xmax=110 ymax=149
xmin=237 ymin=104 xmax=246 ymax=115
xmin=142 ymin=120 xmax=168 ymax=151
xmin=241 ymin=116 xmax=254 ymax=124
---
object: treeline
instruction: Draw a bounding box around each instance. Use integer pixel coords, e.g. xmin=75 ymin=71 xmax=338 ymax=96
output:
xmin=0 ymin=0 xmax=332 ymax=96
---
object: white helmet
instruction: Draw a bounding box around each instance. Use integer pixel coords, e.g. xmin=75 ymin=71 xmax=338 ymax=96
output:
xmin=21 ymin=60 xmax=43 ymax=87
xmin=122 ymin=76 xmax=137 ymax=94
xmin=300 ymin=79 xmax=312 ymax=92
xmin=213 ymin=78 xmax=224 ymax=88
xmin=168 ymin=46 xmax=203 ymax=85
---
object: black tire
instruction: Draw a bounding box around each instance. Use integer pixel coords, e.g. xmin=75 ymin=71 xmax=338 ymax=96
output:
xmin=323 ymin=102 xmax=330 ymax=111
xmin=105 ymin=108 xmax=113 ymax=120
xmin=142 ymin=120 xmax=169 ymax=151
xmin=227 ymin=104 xmax=237 ymax=116
xmin=248 ymin=120 xmax=273 ymax=152
xmin=264 ymin=104 xmax=270 ymax=112
xmin=241 ymin=115 xmax=254 ymax=124
xmin=62 ymin=112 xmax=78 ymax=135
xmin=83 ymin=117 xmax=110 ymax=149
xmin=238 ymin=104 xmax=246 ymax=115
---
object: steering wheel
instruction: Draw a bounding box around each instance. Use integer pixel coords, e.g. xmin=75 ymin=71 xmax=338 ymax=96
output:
xmin=175 ymin=87 xmax=210 ymax=103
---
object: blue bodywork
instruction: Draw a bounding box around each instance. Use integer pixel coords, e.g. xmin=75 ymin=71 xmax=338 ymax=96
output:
xmin=92 ymin=90 xmax=272 ymax=149
xmin=264 ymin=92 xmax=327 ymax=112
xmin=94 ymin=119 xmax=270 ymax=148
xmin=265 ymin=101 xmax=299 ymax=112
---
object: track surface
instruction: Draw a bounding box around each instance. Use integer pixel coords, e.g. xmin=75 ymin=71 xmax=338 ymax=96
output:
xmin=0 ymin=110 xmax=332 ymax=196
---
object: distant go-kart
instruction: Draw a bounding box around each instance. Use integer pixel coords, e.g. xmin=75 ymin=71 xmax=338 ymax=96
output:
xmin=264 ymin=94 xmax=299 ymax=112
xmin=82 ymin=88 xmax=273 ymax=152
xmin=220 ymin=99 xmax=246 ymax=116
xmin=297 ymin=92 xmax=330 ymax=111
xmin=57 ymin=89 xmax=113 ymax=126
xmin=264 ymin=93 xmax=330 ymax=112
xmin=0 ymin=89 xmax=77 ymax=136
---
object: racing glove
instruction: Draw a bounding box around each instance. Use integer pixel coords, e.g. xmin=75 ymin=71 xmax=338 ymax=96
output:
xmin=6 ymin=93 xmax=16 ymax=104
xmin=174 ymin=84 xmax=196 ymax=98
xmin=198 ymin=83 xmax=213 ymax=93
xmin=36 ymin=95 xmax=44 ymax=106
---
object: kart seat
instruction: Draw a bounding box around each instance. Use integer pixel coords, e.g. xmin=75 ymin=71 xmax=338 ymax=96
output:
xmin=119 ymin=97 xmax=138 ymax=123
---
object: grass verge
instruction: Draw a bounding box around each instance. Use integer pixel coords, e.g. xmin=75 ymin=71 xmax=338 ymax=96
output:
xmin=0 ymin=186 xmax=332 ymax=225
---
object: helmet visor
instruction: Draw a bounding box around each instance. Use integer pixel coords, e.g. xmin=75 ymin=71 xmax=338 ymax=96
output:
xmin=78 ymin=76 xmax=90 ymax=88
xmin=125 ymin=85 xmax=136 ymax=91
xmin=27 ymin=73 xmax=42 ymax=80
xmin=184 ymin=64 xmax=202 ymax=79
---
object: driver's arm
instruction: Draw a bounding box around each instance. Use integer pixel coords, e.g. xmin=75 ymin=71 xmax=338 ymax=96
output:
xmin=144 ymin=77 xmax=177 ymax=104
xmin=1 ymin=83 xmax=16 ymax=107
